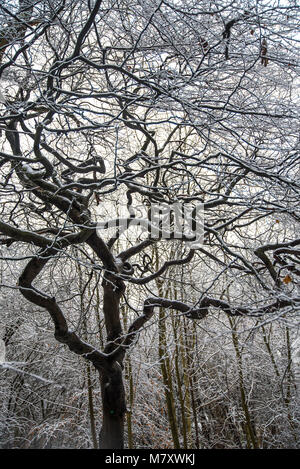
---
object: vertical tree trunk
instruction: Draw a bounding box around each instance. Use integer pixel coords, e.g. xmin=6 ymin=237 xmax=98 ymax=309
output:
xmin=98 ymin=272 xmax=127 ymax=449
xmin=99 ymin=365 xmax=126 ymax=449
xmin=86 ymin=362 xmax=98 ymax=449
xmin=158 ymin=310 xmax=180 ymax=449
xmin=183 ymin=319 xmax=200 ymax=449
xmin=125 ymin=357 xmax=134 ymax=449
xmin=229 ymin=317 xmax=258 ymax=449
xmin=173 ymin=317 xmax=189 ymax=448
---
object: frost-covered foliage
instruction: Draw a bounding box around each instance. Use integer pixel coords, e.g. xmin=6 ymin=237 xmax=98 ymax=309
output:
xmin=0 ymin=0 xmax=299 ymax=449
xmin=0 ymin=258 xmax=298 ymax=448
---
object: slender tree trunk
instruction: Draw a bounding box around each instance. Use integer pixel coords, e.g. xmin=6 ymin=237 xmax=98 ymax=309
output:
xmin=86 ymin=362 xmax=98 ymax=449
xmin=125 ymin=357 xmax=134 ymax=449
xmin=229 ymin=317 xmax=258 ymax=449
xmin=183 ymin=319 xmax=200 ymax=449
xmin=173 ymin=317 xmax=188 ymax=448
xmin=158 ymin=309 xmax=180 ymax=449
xmin=155 ymin=260 xmax=180 ymax=449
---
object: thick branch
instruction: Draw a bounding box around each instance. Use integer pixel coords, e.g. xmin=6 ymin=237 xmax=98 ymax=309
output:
xmin=17 ymin=247 xmax=110 ymax=372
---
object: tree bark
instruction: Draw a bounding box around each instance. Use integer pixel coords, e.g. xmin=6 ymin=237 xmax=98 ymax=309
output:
xmin=98 ymin=272 xmax=127 ymax=449
xmin=99 ymin=364 xmax=126 ymax=449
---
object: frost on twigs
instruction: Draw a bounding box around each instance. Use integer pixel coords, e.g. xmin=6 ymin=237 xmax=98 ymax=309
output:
xmin=0 ymin=338 xmax=6 ymax=364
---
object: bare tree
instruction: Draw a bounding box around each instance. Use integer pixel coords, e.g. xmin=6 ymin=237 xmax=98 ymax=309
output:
xmin=0 ymin=0 xmax=299 ymax=448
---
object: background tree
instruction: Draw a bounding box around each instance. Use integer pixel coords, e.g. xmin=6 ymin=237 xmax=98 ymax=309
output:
xmin=0 ymin=0 xmax=299 ymax=449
